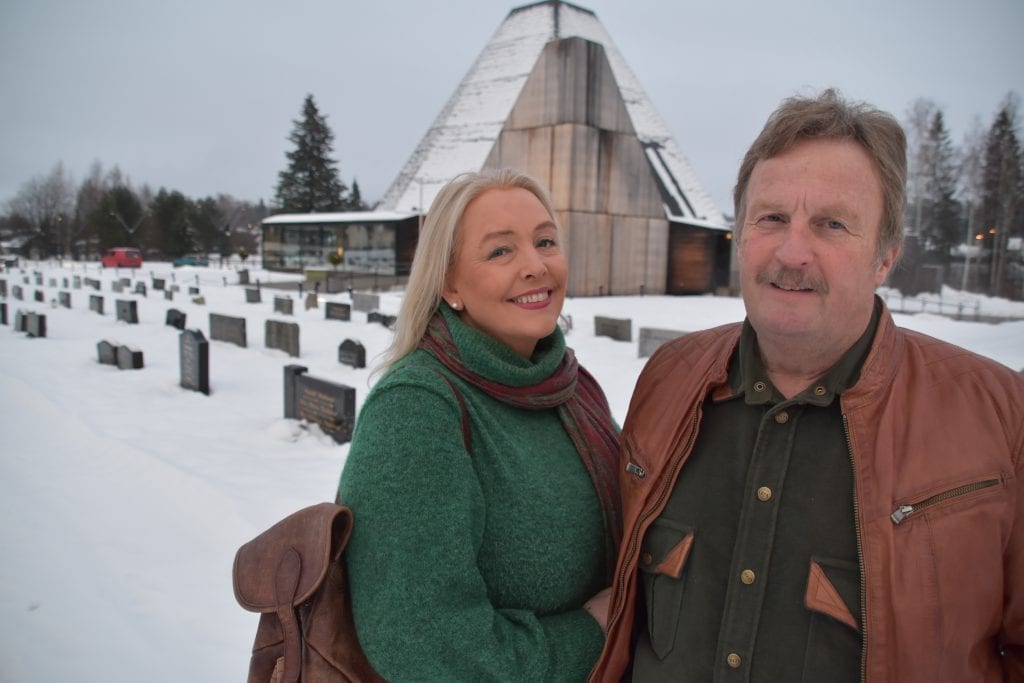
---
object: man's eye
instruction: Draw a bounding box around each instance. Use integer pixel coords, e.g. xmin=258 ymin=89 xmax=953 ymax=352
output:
xmin=756 ymin=214 xmax=784 ymax=225
xmin=825 ymin=219 xmax=846 ymax=231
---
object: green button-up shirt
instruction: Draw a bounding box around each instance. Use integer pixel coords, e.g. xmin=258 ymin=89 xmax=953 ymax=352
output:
xmin=631 ymin=303 xmax=881 ymax=682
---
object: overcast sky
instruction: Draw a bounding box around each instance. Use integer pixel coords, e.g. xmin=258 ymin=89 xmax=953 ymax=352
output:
xmin=2 ymin=0 xmax=1022 ymax=216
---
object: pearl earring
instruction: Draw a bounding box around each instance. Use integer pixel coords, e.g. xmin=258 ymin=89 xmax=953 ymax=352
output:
xmin=448 ymin=300 xmax=461 ymax=310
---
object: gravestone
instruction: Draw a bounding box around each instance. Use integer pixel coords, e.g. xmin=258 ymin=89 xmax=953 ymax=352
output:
xmin=73 ymin=276 xmax=81 ymax=289
xmin=0 ymin=279 xmax=6 ymax=297
xmin=367 ymin=311 xmax=397 ymax=329
xmin=89 ymin=295 xmax=104 ymax=315
xmin=244 ymin=288 xmax=261 ymax=304
xmin=638 ymin=327 xmax=689 ymax=358
xmin=209 ymin=313 xmax=247 ymax=347
xmin=134 ymin=281 xmax=147 ymax=297
xmin=283 ymin=365 xmax=356 ymax=444
xmin=97 ymin=340 xmax=118 ymax=365
xmin=325 ymin=302 xmax=351 ymax=321
xmin=58 ymin=291 xmax=71 ymax=309
xmin=189 ymin=286 xmax=200 ymax=296
xmin=152 ymin=277 xmax=165 ymax=291
xmin=34 ymin=290 xmax=44 ymax=302
xmin=13 ymin=285 xmax=23 ymax=300
xmin=119 ymin=277 xmax=131 ymax=287
xmin=305 ymin=292 xmax=318 ymax=310
xmin=14 ymin=309 xmax=26 ymax=332
xmin=338 ymin=339 xmax=366 ymax=369
xmin=116 ymin=299 xmax=138 ymax=324
xmin=179 ymin=329 xmax=210 ymax=395
xmin=48 ymin=278 xmax=57 ymax=288
xmin=85 ymin=277 xmax=101 ymax=290
xmin=116 ymin=345 xmax=144 ymax=370
xmin=62 ymin=278 xmax=69 ymax=288
xmin=192 ymin=296 xmax=206 ymax=305
xmin=238 ymin=269 xmax=250 ymax=285
xmin=351 ymin=292 xmax=380 ymax=313
xmin=266 ymin=319 xmax=300 ymax=357
xmin=594 ymin=316 xmax=633 ymax=342
xmin=22 ymin=276 xmax=29 ymax=285
xmin=25 ymin=312 xmax=46 ymax=338
xmin=0 ymin=302 xmax=6 ymax=325
xmin=112 ymin=280 xmax=124 ymax=293
xmin=165 ymin=308 xmax=187 ymax=330
xmin=34 ymin=273 xmax=42 ymax=285
xmin=273 ymin=296 xmax=293 ymax=315
xmin=164 ymin=289 xmax=174 ymax=301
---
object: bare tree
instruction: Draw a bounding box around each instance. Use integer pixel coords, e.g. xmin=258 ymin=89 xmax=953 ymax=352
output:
xmin=5 ymin=163 xmax=76 ymax=258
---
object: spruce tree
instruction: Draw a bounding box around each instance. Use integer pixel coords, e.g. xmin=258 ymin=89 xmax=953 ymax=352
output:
xmin=920 ymin=111 xmax=961 ymax=262
xmin=275 ymin=94 xmax=347 ymax=213
xmin=978 ymin=96 xmax=1023 ymax=296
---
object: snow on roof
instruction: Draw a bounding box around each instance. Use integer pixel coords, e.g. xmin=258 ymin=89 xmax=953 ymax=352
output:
xmin=379 ymin=0 xmax=726 ymax=228
xmin=262 ymin=210 xmax=417 ymax=225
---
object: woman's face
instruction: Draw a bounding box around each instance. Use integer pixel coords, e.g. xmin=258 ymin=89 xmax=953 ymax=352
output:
xmin=442 ymin=186 xmax=568 ymax=358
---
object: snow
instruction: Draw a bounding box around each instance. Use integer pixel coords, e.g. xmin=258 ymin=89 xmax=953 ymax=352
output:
xmin=1 ymin=261 xmax=1022 ymax=682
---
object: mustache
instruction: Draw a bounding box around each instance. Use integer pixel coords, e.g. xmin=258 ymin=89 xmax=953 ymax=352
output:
xmin=755 ymin=267 xmax=828 ymax=294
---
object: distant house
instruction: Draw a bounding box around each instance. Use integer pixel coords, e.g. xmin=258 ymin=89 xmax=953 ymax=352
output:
xmin=262 ymin=0 xmax=731 ymax=295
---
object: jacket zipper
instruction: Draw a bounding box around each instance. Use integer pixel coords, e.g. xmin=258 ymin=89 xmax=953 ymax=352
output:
xmin=890 ymin=478 xmax=1001 ymax=525
xmin=603 ymin=406 xmax=701 ymax=656
xmin=842 ymin=415 xmax=868 ymax=683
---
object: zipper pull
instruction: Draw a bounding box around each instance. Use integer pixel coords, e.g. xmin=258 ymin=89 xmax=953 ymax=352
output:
xmin=626 ymin=461 xmax=646 ymax=479
xmin=891 ymin=504 xmax=913 ymax=525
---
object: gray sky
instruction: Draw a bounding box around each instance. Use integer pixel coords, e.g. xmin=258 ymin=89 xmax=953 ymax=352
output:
xmin=2 ymin=0 xmax=1022 ymax=215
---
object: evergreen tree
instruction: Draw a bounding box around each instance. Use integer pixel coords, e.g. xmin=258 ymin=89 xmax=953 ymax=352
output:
xmin=274 ymin=94 xmax=347 ymax=213
xmin=91 ymin=185 xmax=147 ymax=251
xmin=149 ymin=189 xmax=192 ymax=258
xmin=920 ymin=111 xmax=961 ymax=262
xmin=348 ymin=178 xmax=367 ymax=211
xmin=978 ymin=95 xmax=1023 ymax=296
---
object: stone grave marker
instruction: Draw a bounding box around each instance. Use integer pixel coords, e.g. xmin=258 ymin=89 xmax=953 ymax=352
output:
xmin=14 ymin=309 xmax=26 ymax=332
xmin=325 ymin=302 xmax=351 ymax=321
xmin=34 ymin=273 xmax=42 ymax=285
xmin=164 ymin=290 xmax=174 ymax=301
xmin=152 ymin=277 xmax=165 ymax=291
xmin=367 ymin=311 xmax=398 ymax=329
xmin=165 ymin=308 xmax=187 ymax=330
xmin=305 ymin=292 xmax=318 ymax=310
xmin=188 ymin=286 xmax=200 ymax=296
xmin=0 ymin=279 xmax=6 ymax=297
xmin=73 ymin=276 xmax=81 ymax=289
xmin=283 ymin=365 xmax=356 ymax=444
xmin=594 ymin=316 xmax=633 ymax=342
xmin=351 ymin=292 xmax=380 ymax=313
xmin=638 ymin=327 xmax=689 ymax=358
xmin=209 ymin=313 xmax=247 ymax=347
xmin=13 ymin=285 xmax=23 ymax=300
xmin=238 ymin=269 xmax=250 ymax=285
xmin=273 ymin=296 xmax=293 ymax=315
xmin=84 ymin=277 xmax=101 ymax=290
xmin=0 ymin=302 xmax=6 ymax=326
xmin=179 ymin=329 xmax=210 ymax=395
xmin=25 ymin=312 xmax=47 ymax=338
xmin=34 ymin=290 xmax=44 ymax=302
xmin=134 ymin=281 xmax=147 ymax=297
xmin=48 ymin=278 xmax=57 ymax=288
xmin=89 ymin=294 xmax=104 ymax=315
xmin=338 ymin=339 xmax=366 ymax=369
xmin=61 ymin=278 xmax=69 ymax=288
xmin=97 ymin=340 xmax=118 ymax=365
xmin=244 ymin=288 xmax=261 ymax=304
xmin=112 ymin=280 xmax=124 ymax=293
xmin=58 ymin=292 xmax=71 ymax=309
xmin=266 ymin=319 xmax=300 ymax=357
xmin=115 ymin=345 xmax=144 ymax=370
xmin=116 ymin=299 xmax=138 ymax=324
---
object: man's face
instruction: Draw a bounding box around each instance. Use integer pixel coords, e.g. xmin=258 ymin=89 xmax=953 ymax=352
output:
xmin=738 ymin=138 xmax=898 ymax=356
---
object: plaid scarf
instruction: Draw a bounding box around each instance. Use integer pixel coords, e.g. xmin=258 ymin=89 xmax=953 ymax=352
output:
xmin=419 ymin=311 xmax=622 ymax=575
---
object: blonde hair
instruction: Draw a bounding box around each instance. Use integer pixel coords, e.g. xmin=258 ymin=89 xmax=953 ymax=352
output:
xmin=377 ymin=168 xmax=560 ymax=372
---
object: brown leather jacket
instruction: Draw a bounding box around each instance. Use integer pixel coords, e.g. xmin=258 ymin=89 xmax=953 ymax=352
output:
xmin=590 ymin=303 xmax=1024 ymax=682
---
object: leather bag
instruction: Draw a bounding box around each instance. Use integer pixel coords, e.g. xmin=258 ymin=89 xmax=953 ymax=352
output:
xmin=232 ymin=502 xmax=385 ymax=683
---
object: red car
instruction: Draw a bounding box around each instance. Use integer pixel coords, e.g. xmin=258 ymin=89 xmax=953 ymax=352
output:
xmin=101 ymin=247 xmax=143 ymax=268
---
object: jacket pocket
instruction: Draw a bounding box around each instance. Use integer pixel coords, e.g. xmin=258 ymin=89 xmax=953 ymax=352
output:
xmin=637 ymin=519 xmax=694 ymax=660
xmin=801 ymin=557 xmax=860 ymax=683
xmin=890 ymin=475 xmax=1003 ymax=525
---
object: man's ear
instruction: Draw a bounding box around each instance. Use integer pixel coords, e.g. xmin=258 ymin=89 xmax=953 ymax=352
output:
xmin=874 ymin=243 xmax=901 ymax=286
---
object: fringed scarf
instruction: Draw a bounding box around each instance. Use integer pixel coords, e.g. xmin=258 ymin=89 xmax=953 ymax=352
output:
xmin=419 ymin=311 xmax=622 ymax=575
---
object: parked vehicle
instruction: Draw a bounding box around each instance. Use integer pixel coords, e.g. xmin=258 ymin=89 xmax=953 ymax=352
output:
xmin=100 ymin=247 xmax=143 ymax=268
xmin=173 ymin=255 xmax=209 ymax=267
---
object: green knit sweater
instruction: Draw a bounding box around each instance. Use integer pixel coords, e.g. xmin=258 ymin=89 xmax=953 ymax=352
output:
xmin=337 ymin=308 xmax=608 ymax=681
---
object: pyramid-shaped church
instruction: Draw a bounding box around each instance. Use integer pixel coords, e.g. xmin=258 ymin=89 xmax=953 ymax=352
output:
xmin=262 ymin=0 xmax=731 ymax=295
xmin=380 ymin=0 xmax=730 ymax=296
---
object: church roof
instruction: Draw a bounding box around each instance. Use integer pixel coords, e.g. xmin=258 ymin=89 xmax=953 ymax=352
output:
xmin=378 ymin=0 xmax=726 ymax=228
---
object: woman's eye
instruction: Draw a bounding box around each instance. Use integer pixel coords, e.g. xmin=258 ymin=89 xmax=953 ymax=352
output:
xmin=537 ymin=237 xmax=557 ymax=248
xmin=487 ymin=246 xmax=511 ymax=259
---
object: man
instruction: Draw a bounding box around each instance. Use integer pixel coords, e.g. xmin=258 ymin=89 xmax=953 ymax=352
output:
xmin=589 ymin=89 xmax=1024 ymax=682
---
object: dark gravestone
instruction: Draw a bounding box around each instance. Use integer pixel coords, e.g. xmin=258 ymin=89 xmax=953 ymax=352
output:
xmin=283 ymin=365 xmax=356 ymax=444
xmin=638 ymin=327 xmax=688 ymax=358
xmin=179 ymin=329 xmax=210 ymax=395
xmin=338 ymin=339 xmax=366 ymax=369
xmin=594 ymin=316 xmax=633 ymax=342
xmin=22 ymin=276 xmax=29 ymax=285
xmin=0 ymin=302 xmax=6 ymax=326
xmin=325 ymin=302 xmax=351 ymax=321
xmin=34 ymin=273 xmax=42 ymax=285
xmin=119 ymin=277 xmax=131 ymax=288
xmin=14 ymin=309 xmax=26 ymax=332
xmin=273 ymin=296 xmax=294 ymax=315
xmin=134 ymin=281 xmax=147 ymax=297
xmin=116 ymin=345 xmax=144 ymax=370
xmin=351 ymin=292 xmax=380 ymax=313
xmin=189 ymin=286 xmax=200 ymax=296
xmin=164 ymin=290 xmax=174 ymax=301
xmin=367 ymin=311 xmax=397 ymax=329
xmin=97 ymin=340 xmax=118 ymax=365
xmin=112 ymin=280 xmax=124 ymax=293
xmin=244 ymin=288 xmax=261 ymax=304
xmin=72 ymin=276 xmax=81 ymax=289
xmin=0 ymin=279 xmax=7 ymax=297
xmin=116 ymin=299 xmax=139 ymax=324
xmin=266 ymin=319 xmax=300 ymax=357
xmin=305 ymin=292 xmax=318 ymax=311
xmin=89 ymin=294 xmax=104 ymax=315
xmin=209 ymin=313 xmax=247 ymax=347
xmin=34 ymin=290 xmax=44 ymax=302
xmin=238 ymin=269 xmax=250 ymax=285
xmin=13 ymin=285 xmax=23 ymax=300
xmin=48 ymin=278 xmax=57 ymax=288
xmin=152 ymin=277 xmax=165 ymax=291
xmin=25 ymin=312 xmax=46 ymax=338
xmin=58 ymin=291 xmax=71 ymax=309
xmin=165 ymin=308 xmax=187 ymax=330
xmin=61 ymin=278 xmax=69 ymax=288
xmin=85 ymin=277 xmax=101 ymax=290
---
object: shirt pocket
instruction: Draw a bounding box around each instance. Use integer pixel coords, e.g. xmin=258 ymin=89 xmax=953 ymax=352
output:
xmin=801 ymin=556 xmax=860 ymax=683
xmin=637 ymin=518 xmax=694 ymax=660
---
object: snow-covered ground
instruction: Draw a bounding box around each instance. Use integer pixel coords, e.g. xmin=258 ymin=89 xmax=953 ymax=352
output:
xmin=1 ymin=261 xmax=1022 ymax=682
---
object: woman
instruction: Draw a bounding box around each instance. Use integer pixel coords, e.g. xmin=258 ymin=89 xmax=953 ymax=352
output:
xmin=337 ymin=168 xmax=620 ymax=681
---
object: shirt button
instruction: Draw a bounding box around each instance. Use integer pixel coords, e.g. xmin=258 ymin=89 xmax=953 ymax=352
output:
xmin=740 ymin=569 xmax=756 ymax=585
xmin=774 ymin=410 xmax=789 ymax=424
xmin=756 ymin=486 xmax=773 ymax=501
xmin=727 ymin=653 xmax=742 ymax=668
